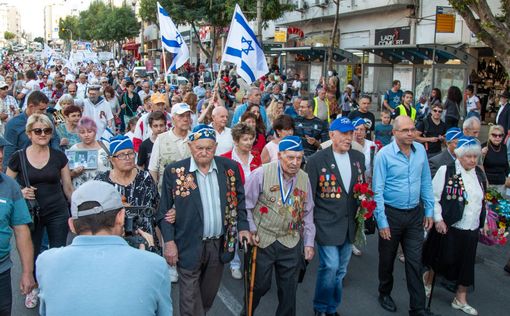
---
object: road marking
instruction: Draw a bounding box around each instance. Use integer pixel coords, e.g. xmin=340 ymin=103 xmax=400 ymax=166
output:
xmin=217 ymin=284 xmax=243 ymax=315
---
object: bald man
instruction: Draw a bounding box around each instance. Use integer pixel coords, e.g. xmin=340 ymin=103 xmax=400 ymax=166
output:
xmin=211 ymin=106 xmax=233 ymax=155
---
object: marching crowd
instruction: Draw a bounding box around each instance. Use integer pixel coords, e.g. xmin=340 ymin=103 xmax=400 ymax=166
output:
xmin=0 ymin=53 xmax=510 ymax=316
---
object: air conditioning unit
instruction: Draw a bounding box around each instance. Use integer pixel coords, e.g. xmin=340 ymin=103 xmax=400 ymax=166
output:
xmin=316 ymin=0 xmax=329 ymax=8
xmin=296 ymin=0 xmax=309 ymax=12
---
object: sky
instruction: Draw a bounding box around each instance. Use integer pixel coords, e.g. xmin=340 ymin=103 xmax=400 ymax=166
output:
xmin=4 ymin=0 xmax=93 ymax=38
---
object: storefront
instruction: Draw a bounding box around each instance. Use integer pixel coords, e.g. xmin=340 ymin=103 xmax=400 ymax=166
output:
xmin=122 ymin=40 xmax=141 ymax=60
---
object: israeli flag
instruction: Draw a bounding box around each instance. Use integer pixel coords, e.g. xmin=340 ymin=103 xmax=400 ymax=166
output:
xmin=222 ymin=4 xmax=269 ymax=84
xmin=157 ymin=2 xmax=189 ymax=73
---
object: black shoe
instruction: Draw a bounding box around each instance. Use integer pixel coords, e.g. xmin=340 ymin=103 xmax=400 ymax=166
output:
xmin=504 ymin=264 xmax=510 ymax=274
xmin=327 ymin=313 xmax=340 ymax=316
xmin=314 ymin=312 xmax=327 ymax=316
xmin=378 ymin=294 xmax=397 ymax=312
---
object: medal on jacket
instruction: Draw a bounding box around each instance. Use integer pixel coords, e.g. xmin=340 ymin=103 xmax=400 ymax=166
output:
xmin=278 ymin=162 xmax=294 ymax=206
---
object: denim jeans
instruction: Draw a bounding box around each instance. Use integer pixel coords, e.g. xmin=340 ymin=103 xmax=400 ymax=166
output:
xmin=0 ymin=269 xmax=11 ymax=316
xmin=313 ymin=241 xmax=353 ymax=313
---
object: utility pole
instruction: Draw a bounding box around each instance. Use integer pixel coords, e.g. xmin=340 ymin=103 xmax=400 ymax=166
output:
xmin=256 ymin=0 xmax=263 ymax=44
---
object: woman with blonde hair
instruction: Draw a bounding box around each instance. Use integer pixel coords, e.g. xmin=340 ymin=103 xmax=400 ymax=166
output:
xmin=266 ymin=98 xmax=284 ymax=133
xmin=6 ymin=114 xmax=73 ymax=308
xmin=481 ymin=124 xmax=509 ymax=196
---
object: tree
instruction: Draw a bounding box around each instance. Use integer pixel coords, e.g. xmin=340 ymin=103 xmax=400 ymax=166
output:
xmin=449 ymin=0 xmax=510 ymax=73
xmin=139 ymin=0 xmax=157 ymax=25
xmin=149 ymin=0 xmax=293 ymax=65
xmin=59 ymin=16 xmax=80 ymax=41
xmin=3 ymin=31 xmax=15 ymax=41
xmin=102 ymin=5 xmax=141 ymax=47
xmin=327 ymin=0 xmax=340 ymax=71
xmin=33 ymin=37 xmax=45 ymax=44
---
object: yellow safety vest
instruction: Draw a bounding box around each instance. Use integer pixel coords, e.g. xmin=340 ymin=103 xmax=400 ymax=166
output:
xmin=395 ymin=104 xmax=416 ymax=121
xmin=313 ymin=97 xmax=331 ymax=123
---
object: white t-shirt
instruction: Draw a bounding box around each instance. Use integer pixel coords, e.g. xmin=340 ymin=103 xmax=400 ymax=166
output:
xmin=466 ymin=95 xmax=480 ymax=113
xmin=333 ymin=151 xmax=351 ymax=193
xmin=214 ymin=126 xmax=233 ymax=155
xmin=82 ymin=97 xmax=114 ymax=140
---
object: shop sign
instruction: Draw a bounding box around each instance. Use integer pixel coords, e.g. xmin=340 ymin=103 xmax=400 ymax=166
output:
xmin=374 ymin=26 xmax=410 ymax=46
xmin=346 ymin=65 xmax=352 ymax=82
xmin=274 ymin=27 xmax=287 ymax=43
xmin=436 ymin=6 xmax=456 ymax=33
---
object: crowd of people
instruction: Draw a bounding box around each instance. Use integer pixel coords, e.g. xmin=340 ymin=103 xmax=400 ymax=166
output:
xmin=0 ymin=52 xmax=510 ymax=316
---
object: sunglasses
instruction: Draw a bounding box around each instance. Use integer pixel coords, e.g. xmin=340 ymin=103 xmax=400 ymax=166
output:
xmin=31 ymin=128 xmax=53 ymax=136
xmin=491 ymin=133 xmax=504 ymax=138
xmin=432 ymin=109 xmax=443 ymax=113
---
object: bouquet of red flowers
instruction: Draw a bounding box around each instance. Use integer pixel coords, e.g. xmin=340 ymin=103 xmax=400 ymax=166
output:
xmin=353 ymin=182 xmax=377 ymax=247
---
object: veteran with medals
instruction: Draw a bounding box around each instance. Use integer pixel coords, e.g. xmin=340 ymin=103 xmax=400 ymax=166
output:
xmin=243 ymin=135 xmax=315 ymax=316
xmin=157 ymin=124 xmax=251 ymax=316
xmin=305 ymin=117 xmax=366 ymax=316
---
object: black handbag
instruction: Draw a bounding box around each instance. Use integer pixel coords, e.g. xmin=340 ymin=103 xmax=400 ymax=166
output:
xmin=364 ymin=215 xmax=376 ymax=235
xmin=18 ymin=149 xmax=40 ymax=231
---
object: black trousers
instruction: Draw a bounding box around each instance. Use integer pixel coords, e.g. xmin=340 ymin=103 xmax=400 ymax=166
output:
xmin=244 ymin=240 xmax=302 ymax=316
xmin=378 ymin=206 xmax=426 ymax=314
xmin=445 ymin=117 xmax=459 ymax=129
xmin=0 ymin=269 xmax=11 ymax=316
xmin=32 ymin=210 xmax=69 ymax=279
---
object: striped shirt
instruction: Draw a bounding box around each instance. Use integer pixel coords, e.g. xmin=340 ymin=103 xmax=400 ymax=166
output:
xmin=189 ymin=158 xmax=222 ymax=238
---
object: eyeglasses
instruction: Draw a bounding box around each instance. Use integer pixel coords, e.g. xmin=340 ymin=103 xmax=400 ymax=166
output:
xmin=432 ymin=109 xmax=443 ymax=113
xmin=397 ymin=128 xmax=417 ymax=134
xmin=112 ymin=152 xmax=135 ymax=160
xmin=491 ymin=133 xmax=504 ymax=138
xmin=31 ymin=128 xmax=53 ymax=136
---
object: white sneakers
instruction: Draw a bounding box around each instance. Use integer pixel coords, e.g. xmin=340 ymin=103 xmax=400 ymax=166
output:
xmin=25 ymin=288 xmax=39 ymax=309
xmin=231 ymin=268 xmax=242 ymax=280
xmin=452 ymin=297 xmax=478 ymax=315
xmin=352 ymin=245 xmax=362 ymax=256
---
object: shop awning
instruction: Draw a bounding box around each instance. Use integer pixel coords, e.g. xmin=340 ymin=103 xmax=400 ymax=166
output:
xmin=351 ymin=44 xmax=476 ymax=65
xmin=270 ymin=46 xmax=361 ymax=63
xmin=122 ymin=42 xmax=140 ymax=50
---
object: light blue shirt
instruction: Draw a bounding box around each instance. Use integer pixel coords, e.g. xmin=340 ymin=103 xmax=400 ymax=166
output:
xmin=190 ymin=158 xmax=223 ymax=238
xmin=230 ymin=102 xmax=268 ymax=127
xmin=372 ymin=140 xmax=434 ymax=229
xmin=36 ymin=235 xmax=172 ymax=316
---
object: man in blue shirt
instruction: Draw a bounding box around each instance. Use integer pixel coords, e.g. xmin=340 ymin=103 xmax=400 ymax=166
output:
xmin=372 ymin=116 xmax=437 ymax=316
xmin=3 ymin=91 xmax=60 ymax=170
xmin=231 ymin=87 xmax=268 ymax=127
xmin=383 ymin=80 xmax=403 ymax=114
xmin=0 ymin=136 xmax=35 ymax=316
xmin=36 ymin=181 xmax=172 ymax=316
xmin=284 ymin=96 xmax=301 ymax=119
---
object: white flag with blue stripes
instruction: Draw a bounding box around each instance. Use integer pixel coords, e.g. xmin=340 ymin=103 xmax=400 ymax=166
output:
xmin=157 ymin=2 xmax=189 ymax=73
xmin=222 ymin=4 xmax=269 ymax=84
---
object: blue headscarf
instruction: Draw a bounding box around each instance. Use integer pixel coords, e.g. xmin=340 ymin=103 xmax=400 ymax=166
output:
xmin=188 ymin=124 xmax=216 ymax=142
xmin=445 ymin=127 xmax=462 ymax=142
xmin=109 ymin=135 xmax=134 ymax=156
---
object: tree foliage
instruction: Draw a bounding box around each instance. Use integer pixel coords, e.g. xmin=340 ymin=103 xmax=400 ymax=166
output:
xmin=449 ymin=0 xmax=510 ymax=72
xmin=59 ymin=1 xmax=140 ymax=46
xmin=4 ymin=31 xmax=16 ymax=41
xmin=33 ymin=37 xmax=45 ymax=44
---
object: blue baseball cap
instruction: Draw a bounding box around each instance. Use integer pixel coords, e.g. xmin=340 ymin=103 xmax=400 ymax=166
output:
xmin=330 ymin=117 xmax=355 ymax=133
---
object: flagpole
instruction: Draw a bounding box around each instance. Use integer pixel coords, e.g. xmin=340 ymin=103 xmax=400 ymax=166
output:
xmin=156 ymin=2 xmax=168 ymax=85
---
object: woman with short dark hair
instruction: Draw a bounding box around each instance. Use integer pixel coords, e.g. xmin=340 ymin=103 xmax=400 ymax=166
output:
xmin=56 ymin=105 xmax=82 ymax=149
xmin=261 ymin=114 xmax=294 ymax=163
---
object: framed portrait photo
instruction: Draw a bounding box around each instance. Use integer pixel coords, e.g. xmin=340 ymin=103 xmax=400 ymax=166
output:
xmin=65 ymin=149 xmax=99 ymax=170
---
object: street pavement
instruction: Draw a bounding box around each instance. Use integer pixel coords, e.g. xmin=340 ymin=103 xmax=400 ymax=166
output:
xmin=9 ymin=232 xmax=510 ymax=316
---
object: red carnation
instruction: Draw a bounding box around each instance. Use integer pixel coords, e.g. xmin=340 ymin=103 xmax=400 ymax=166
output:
xmin=361 ymin=200 xmax=370 ymax=209
xmin=364 ymin=209 xmax=374 ymax=220
xmin=260 ymin=206 xmax=269 ymax=214
xmin=360 ymin=183 xmax=369 ymax=194
xmin=354 ymin=183 xmax=361 ymax=192
xmin=492 ymin=230 xmax=498 ymax=237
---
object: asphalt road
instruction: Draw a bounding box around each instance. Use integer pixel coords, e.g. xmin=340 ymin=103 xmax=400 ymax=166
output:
xmin=9 ymin=232 xmax=510 ymax=316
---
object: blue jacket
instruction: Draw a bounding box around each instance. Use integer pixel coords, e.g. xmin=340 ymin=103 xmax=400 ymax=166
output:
xmin=36 ymin=235 xmax=172 ymax=316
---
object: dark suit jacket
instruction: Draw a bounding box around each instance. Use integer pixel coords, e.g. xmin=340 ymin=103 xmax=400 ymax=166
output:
xmin=428 ymin=149 xmax=455 ymax=178
xmin=157 ymin=156 xmax=249 ymax=270
xmin=305 ymin=147 xmax=366 ymax=246
xmin=497 ymin=102 xmax=510 ymax=135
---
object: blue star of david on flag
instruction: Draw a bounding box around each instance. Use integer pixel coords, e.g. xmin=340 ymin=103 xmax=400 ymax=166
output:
xmin=241 ymin=37 xmax=254 ymax=55
xmin=157 ymin=2 xmax=189 ymax=73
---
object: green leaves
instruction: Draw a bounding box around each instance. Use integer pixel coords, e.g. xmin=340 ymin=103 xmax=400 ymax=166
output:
xmin=3 ymin=31 xmax=15 ymax=41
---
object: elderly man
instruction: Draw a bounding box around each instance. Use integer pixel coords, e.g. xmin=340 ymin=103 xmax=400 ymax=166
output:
xmin=306 ymin=118 xmax=366 ymax=316
xmin=158 ymin=124 xmax=250 ymax=316
xmin=37 ymin=181 xmax=172 ymax=316
xmin=76 ymin=73 xmax=88 ymax=99
xmin=462 ymin=116 xmax=481 ymax=139
xmin=429 ymin=127 xmax=462 ymax=177
xmin=0 ymin=136 xmax=35 ymax=316
xmin=82 ymin=85 xmax=113 ymax=140
xmin=138 ymin=81 xmax=154 ymax=102
xmin=0 ymin=81 xmax=18 ymax=134
xmin=284 ymin=96 xmax=302 ymax=119
xmin=313 ymin=88 xmax=330 ymax=123
xmin=243 ymin=135 xmax=315 ymax=316
xmin=231 ymin=87 xmax=268 ymax=127
xmin=211 ymin=106 xmax=233 ymax=155
xmin=372 ymin=116 xmax=438 ymax=316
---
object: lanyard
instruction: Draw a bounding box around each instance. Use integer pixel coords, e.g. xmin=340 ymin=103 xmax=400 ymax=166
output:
xmin=277 ymin=162 xmax=294 ymax=205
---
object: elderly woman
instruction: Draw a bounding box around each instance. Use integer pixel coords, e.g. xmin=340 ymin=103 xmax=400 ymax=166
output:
xmin=481 ymin=124 xmax=509 ymax=196
xmin=6 ymin=114 xmax=73 ymax=308
xmin=221 ymin=122 xmax=262 ymax=279
xmin=56 ymin=105 xmax=82 ymax=150
xmin=69 ymin=117 xmax=110 ymax=188
xmin=53 ymin=93 xmax=75 ymax=125
xmin=352 ymin=117 xmax=377 ymax=177
xmin=422 ymin=136 xmax=488 ymax=316
xmin=95 ymin=135 xmax=158 ymax=209
xmin=261 ymin=114 xmax=294 ymax=163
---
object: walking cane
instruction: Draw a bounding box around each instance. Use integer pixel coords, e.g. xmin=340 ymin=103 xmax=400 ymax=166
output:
xmin=248 ymin=246 xmax=258 ymax=316
xmin=242 ymin=238 xmax=250 ymax=316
